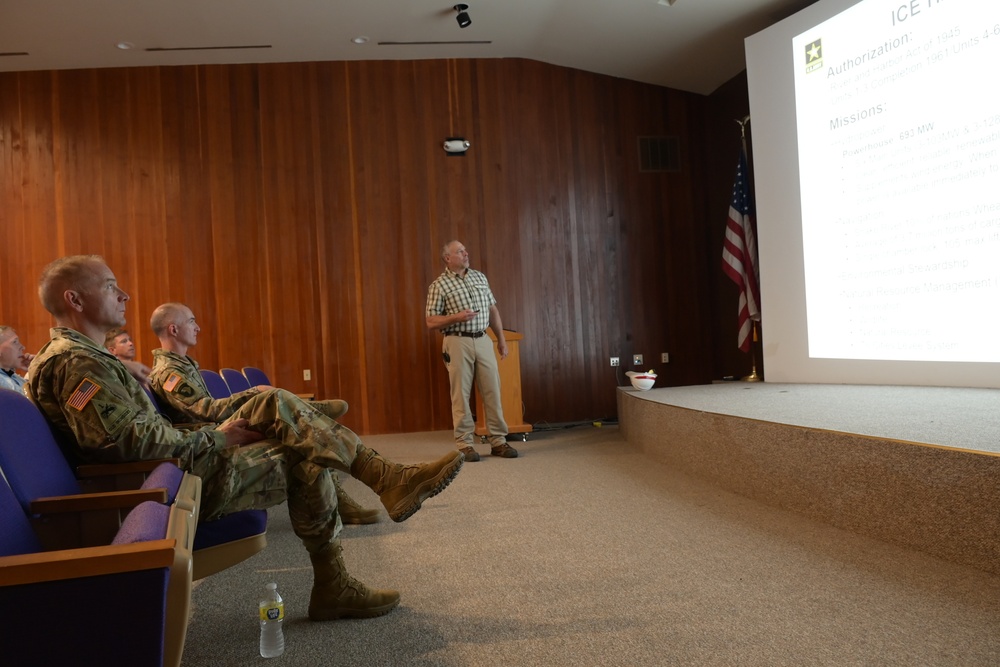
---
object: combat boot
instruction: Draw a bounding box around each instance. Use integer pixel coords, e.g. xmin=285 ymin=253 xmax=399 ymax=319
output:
xmin=351 ymin=447 xmax=464 ymax=522
xmin=335 ymin=480 xmax=380 ymax=525
xmin=308 ymin=542 xmax=400 ymax=621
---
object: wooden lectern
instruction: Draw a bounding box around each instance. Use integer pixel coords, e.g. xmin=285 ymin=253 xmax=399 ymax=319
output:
xmin=475 ymin=329 xmax=533 ymax=440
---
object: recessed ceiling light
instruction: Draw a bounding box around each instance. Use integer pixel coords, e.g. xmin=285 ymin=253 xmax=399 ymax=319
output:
xmin=352 ymin=36 xmax=370 ymax=45
xmin=116 ymin=41 xmax=135 ymax=50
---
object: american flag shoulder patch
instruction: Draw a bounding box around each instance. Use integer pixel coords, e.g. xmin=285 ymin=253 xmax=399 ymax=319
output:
xmin=163 ymin=373 xmax=182 ymax=393
xmin=67 ymin=378 xmax=102 ymax=411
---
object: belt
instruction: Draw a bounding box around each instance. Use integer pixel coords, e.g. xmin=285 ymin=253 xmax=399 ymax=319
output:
xmin=444 ymin=331 xmax=485 ymax=338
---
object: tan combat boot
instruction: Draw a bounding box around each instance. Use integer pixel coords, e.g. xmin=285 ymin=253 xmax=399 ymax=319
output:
xmin=351 ymin=447 xmax=464 ymax=522
xmin=308 ymin=542 xmax=400 ymax=621
xmin=335 ymin=479 xmax=380 ymax=525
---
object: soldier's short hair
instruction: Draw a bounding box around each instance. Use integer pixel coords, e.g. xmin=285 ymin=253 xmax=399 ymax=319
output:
xmin=150 ymin=302 xmax=188 ymax=337
xmin=104 ymin=327 xmax=128 ymax=348
xmin=38 ymin=255 xmax=105 ymax=317
xmin=0 ymin=325 xmax=12 ymax=342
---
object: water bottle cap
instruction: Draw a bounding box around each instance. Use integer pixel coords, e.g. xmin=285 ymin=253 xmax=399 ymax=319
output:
xmin=266 ymin=582 xmax=277 ymax=590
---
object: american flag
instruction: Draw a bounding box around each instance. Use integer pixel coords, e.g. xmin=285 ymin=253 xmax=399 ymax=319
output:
xmin=721 ymin=146 xmax=760 ymax=352
xmin=67 ymin=378 xmax=101 ymax=411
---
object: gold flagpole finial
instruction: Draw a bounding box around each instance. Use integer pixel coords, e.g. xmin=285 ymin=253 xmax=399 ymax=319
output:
xmin=735 ymin=115 xmax=751 ymax=138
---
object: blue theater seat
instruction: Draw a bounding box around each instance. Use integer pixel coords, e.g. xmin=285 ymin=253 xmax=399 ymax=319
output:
xmin=0 ymin=473 xmax=194 ymax=667
xmin=221 ymin=367 xmax=253 ymax=393
xmin=0 ymin=388 xmax=266 ymax=581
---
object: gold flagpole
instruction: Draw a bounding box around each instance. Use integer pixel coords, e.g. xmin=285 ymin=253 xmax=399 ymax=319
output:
xmin=742 ymin=321 xmax=762 ymax=382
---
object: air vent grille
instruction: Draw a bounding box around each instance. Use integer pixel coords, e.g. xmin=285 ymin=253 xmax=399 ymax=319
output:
xmin=638 ymin=136 xmax=680 ymax=172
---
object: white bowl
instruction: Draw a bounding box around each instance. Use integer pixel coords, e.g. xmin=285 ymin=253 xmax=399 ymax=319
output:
xmin=628 ymin=374 xmax=656 ymax=391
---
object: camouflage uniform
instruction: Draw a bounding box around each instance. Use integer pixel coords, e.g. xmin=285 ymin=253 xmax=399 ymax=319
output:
xmin=148 ymin=349 xmax=255 ymax=423
xmin=27 ymin=327 xmax=359 ymax=551
xmin=149 ymin=348 xmax=346 ymax=425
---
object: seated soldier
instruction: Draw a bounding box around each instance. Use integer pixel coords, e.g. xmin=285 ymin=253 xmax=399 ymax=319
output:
xmin=148 ymin=302 xmax=379 ymax=525
xmin=104 ymin=326 xmax=136 ymax=360
xmin=27 ymin=255 xmax=465 ymax=621
xmin=103 ymin=326 xmax=153 ymax=388
xmin=0 ymin=326 xmax=33 ymax=394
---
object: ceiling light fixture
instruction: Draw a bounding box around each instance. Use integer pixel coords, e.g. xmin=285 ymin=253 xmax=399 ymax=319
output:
xmin=351 ymin=36 xmax=370 ymax=45
xmin=454 ymin=4 xmax=472 ymax=29
xmin=116 ymin=41 xmax=135 ymax=50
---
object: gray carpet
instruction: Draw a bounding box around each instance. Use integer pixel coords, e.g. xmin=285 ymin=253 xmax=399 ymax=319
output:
xmin=181 ymin=427 xmax=1000 ymax=666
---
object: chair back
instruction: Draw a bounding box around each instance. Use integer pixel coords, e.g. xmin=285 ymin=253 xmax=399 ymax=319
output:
xmin=221 ymin=368 xmax=252 ymax=393
xmin=0 ymin=476 xmax=43 ymax=556
xmin=242 ymin=366 xmax=272 ymax=386
xmin=0 ymin=388 xmax=90 ymax=513
xmin=143 ymin=385 xmax=166 ymax=413
xmin=199 ymin=369 xmax=232 ymax=398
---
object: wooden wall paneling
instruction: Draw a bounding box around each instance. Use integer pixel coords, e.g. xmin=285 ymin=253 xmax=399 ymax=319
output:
xmin=469 ymin=60 xmax=531 ymax=424
xmin=199 ymin=64 xmax=266 ymax=374
xmin=96 ymin=68 xmax=137 ymax=308
xmin=52 ymin=70 xmax=107 ymax=258
xmin=117 ymin=68 xmax=167 ymax=354
xmin=609 ymin=79 xmax=690 ymax=389
xmin=346 ymin=60 xmax=397 ymax=433
xmin=409 ymin=60 xmax=469 ymax=434
xmin=257 ymin=62 xmax=323 ymax=405
xmin=563 ymin=70 xmax=622 ymax=421
xmin=1 ymin=72 xmax=60 ymax=347
xmin=143 ymin=66 xmax=216 ymax=365
xmin=348 ymin=61 xmax=444 ymax=434
xmin=497 ymin=60 xmax=562 ymax=423
xmin=370 ymin=60 xmax=431 ymax=434
xmin=388 ymin=60 xmax=458 ymax=434
xmin=310 ymin=62 xmax=366 ymax=418
xmin=0 ymin=73 xmax=28 ymax=326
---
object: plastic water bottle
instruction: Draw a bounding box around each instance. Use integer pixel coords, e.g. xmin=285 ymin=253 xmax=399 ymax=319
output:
xmin=259 ymin=582 xmax=285 ymax=658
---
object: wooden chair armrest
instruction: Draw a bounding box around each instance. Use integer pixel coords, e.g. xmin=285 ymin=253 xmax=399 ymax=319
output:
xmin=0 ymin=539 xmax=177 ymax=586
xmin=76 ymin=458 xmax=181 ymax=478
xmin=29 ymin=488 xmax=169 ymax=515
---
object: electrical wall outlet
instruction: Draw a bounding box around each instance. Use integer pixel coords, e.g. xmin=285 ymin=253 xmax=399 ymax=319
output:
xmin=661 ymin=352 xmax=669 ymax=363
xmin=610 ymin=357 xmax=620 ymax=367
xmin=303 ymin=369 xmax=312 ymax=381
xmin=633 ymin=354 xmax=643 ymax=366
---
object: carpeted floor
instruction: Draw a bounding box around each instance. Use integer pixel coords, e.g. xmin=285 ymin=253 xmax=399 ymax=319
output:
xmin=181 ymin=426 xmax=1000 ymax=666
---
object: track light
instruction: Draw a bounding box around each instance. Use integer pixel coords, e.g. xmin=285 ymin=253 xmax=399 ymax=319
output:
xmin=454 ymin=4 xmax=472 ymax=29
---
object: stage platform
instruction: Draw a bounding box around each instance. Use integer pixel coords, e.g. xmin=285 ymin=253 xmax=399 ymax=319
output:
xmin=618 ymin=382 xmax=1000 ymax=577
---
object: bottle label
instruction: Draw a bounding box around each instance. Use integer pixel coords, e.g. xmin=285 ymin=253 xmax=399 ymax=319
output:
xmin=259 ymin=602 xmax=284 ymax=622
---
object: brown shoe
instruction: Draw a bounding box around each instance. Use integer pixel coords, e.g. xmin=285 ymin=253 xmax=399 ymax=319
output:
xmin=315 ymin=399 xmax=349 ymax=420
xmin=459 ymin=446 xmax=480 ymax=462
xmin=308 ymin=542 xmax=400 ymax=621
xmin=351 ymin=448 xmax=465 ymax=522
xmin=491 ymin=442 xmax=518 ymax=458
xmin=335 ymin=481 xmax=380 ymax=525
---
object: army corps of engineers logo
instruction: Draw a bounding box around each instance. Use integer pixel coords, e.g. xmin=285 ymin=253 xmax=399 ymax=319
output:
xmin=805 ymin=39 xmax=823 ymax=73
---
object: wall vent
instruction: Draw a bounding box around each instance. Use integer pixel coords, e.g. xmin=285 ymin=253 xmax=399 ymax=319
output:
xmin=638 ymin=136 xmax=680 ymax=172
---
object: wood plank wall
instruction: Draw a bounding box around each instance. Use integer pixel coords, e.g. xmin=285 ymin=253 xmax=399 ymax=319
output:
xmin=0 ymin=58 xmax=749 ymax=435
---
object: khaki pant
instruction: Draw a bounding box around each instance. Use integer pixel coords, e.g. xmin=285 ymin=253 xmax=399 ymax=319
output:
xmin=443 ymin=335 xmax=508 ymax=448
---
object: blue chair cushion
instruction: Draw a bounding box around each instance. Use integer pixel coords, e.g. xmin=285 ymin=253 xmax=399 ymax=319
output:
xmin=112 ymin=501 xmax=170 ymax=545
xmin=194 ymin=508 xmax=268 ymax=550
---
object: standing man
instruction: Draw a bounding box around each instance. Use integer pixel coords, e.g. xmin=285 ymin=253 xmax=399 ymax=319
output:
xmin=0 ymin=326 xmax=33 ymax=394
xmin=147 ymin=301 xmax=379 ymax=525
xmin=425 ymin=240 xmax=517 ymax=461
xmin=27 ymin=255 xmax=465 ymax=621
